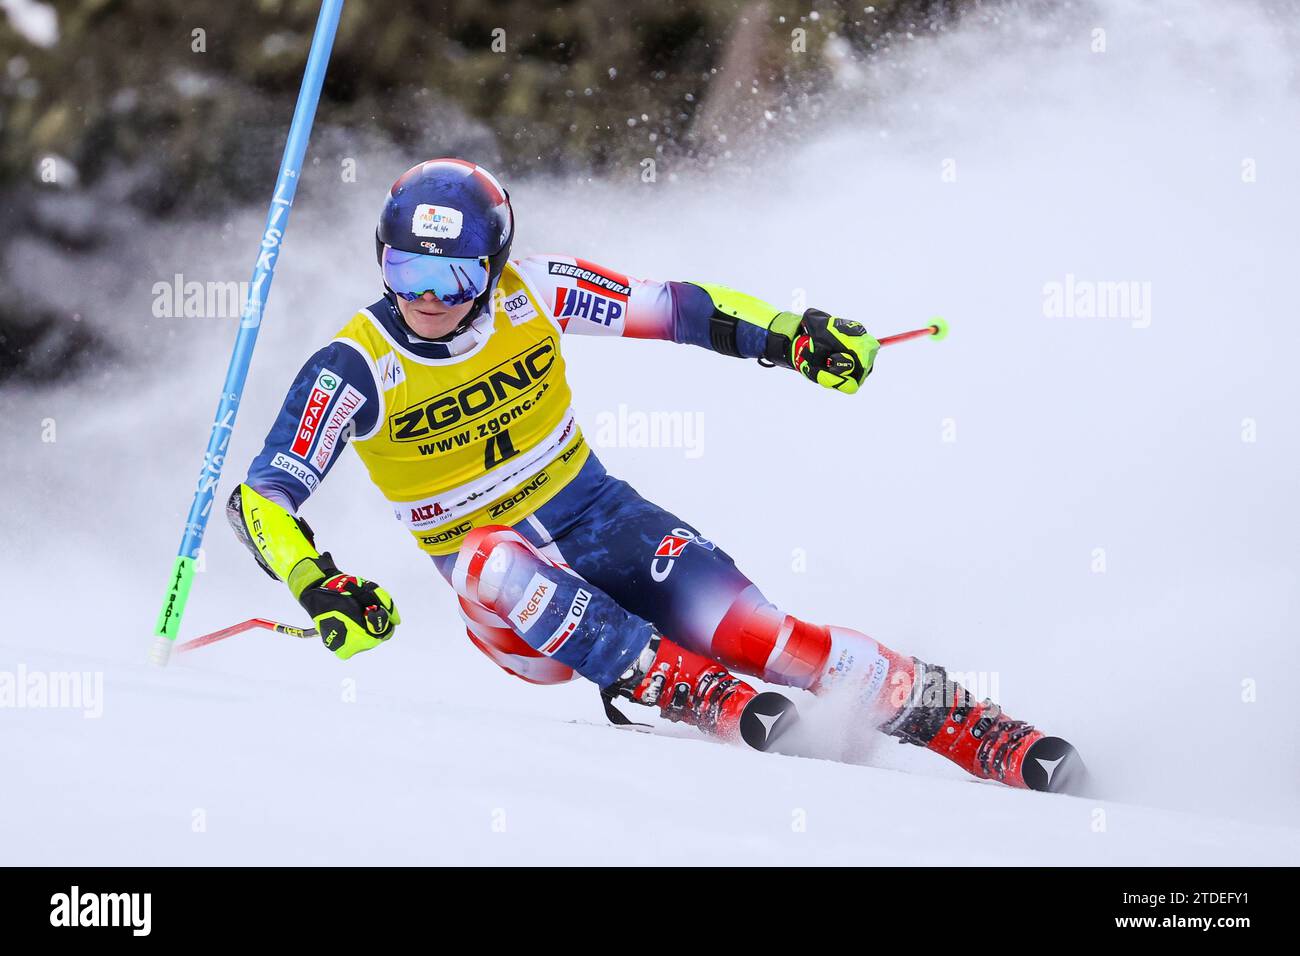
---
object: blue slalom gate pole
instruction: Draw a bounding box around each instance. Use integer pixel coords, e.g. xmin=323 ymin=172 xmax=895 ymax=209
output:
xmin=151 ymin=0 xmax=345 ymax=665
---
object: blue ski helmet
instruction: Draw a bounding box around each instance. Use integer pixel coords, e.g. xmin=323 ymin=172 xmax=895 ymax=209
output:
xmin=376 ymin=158 xmax=514 ymax=324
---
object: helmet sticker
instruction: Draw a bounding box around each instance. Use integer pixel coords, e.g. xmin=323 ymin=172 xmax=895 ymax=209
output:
xmin=412 ymin=204 xmax=463 ymax=239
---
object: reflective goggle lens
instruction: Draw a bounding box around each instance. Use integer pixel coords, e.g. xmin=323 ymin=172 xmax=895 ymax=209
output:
xmin=382 ymin=248 xmax=489 ymax=305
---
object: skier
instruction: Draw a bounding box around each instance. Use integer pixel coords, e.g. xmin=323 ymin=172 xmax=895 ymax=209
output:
xmin=227 ymin=157 xmax=1084 ymax=792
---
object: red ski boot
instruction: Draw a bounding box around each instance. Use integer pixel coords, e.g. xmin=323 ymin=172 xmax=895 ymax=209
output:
xmin=607 ymin=635 xmax=798 ymax=751
xmin=882 ymin=661 xmax=1087 ymax=793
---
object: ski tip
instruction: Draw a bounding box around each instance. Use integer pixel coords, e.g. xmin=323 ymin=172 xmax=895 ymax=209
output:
xmin=1021 ymin=736 xmax=1089 ymax=795
xmin=739 ymin=692 xmax=799 ymax=752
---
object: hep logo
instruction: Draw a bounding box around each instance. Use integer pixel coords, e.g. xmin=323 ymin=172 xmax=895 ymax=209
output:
xmin=554 ymin=287 xmax=624 ymax=326
xmin=650 ymin=527 xmax=713 ymax=582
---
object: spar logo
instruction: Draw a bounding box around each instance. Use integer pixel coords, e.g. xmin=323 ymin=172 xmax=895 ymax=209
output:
xmin=650 ymin=527 xmax=715 ymax=582
xmin=550 ymin=259 xmax=630 ymax=328
xmin=291 ymin=368 xmax=341 ymax=457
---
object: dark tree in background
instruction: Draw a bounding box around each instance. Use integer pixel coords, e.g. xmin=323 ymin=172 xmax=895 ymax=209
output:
xmin=0 ymin=0 xmax=962 ymax=382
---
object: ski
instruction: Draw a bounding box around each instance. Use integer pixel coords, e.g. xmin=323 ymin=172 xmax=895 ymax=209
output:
xmin=1019 ymin=737 xmax=1090 ymax=795
xmin=737 ymin=692 xmax=799 ymax=752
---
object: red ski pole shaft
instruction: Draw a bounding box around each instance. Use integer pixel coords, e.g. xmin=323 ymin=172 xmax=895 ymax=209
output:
xmin=176 ymin=617 xmax=316 ymax=654
xmin=878 ymin=316 xmax=949 ymax=347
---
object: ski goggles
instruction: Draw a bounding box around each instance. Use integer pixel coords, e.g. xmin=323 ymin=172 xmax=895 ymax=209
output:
xmin=381 ymin=247 xmax=490 ymax=305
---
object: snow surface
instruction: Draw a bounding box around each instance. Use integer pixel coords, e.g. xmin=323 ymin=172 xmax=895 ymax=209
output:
xmin=2 ymin=0 xmax=1298 ymax=864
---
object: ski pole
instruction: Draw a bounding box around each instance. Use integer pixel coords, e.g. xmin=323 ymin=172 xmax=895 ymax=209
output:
xmin=149 ymin=0 xmax=345 ymax=667
xmin=176 ymin=618 xmax=317 ymax=655
xmin=878 ymin=316 xmax=949 ymax=348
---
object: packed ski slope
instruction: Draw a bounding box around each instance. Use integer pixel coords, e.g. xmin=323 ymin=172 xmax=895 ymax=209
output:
xmin=3 ymin=0 xmax=1298 ymax=864
xmin=5 ymin=641 xmax=1296 ymax=865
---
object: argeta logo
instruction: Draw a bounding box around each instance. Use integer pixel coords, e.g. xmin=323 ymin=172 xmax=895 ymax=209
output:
xmin=50 ymin=886 xmax=151 ymax=936
xmin=509 ymin=573 xmax=556 ymax=633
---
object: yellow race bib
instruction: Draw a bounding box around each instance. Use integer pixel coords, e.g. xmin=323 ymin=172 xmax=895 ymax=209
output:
xmin=333 ymin=265 xmax=589 ymax=554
